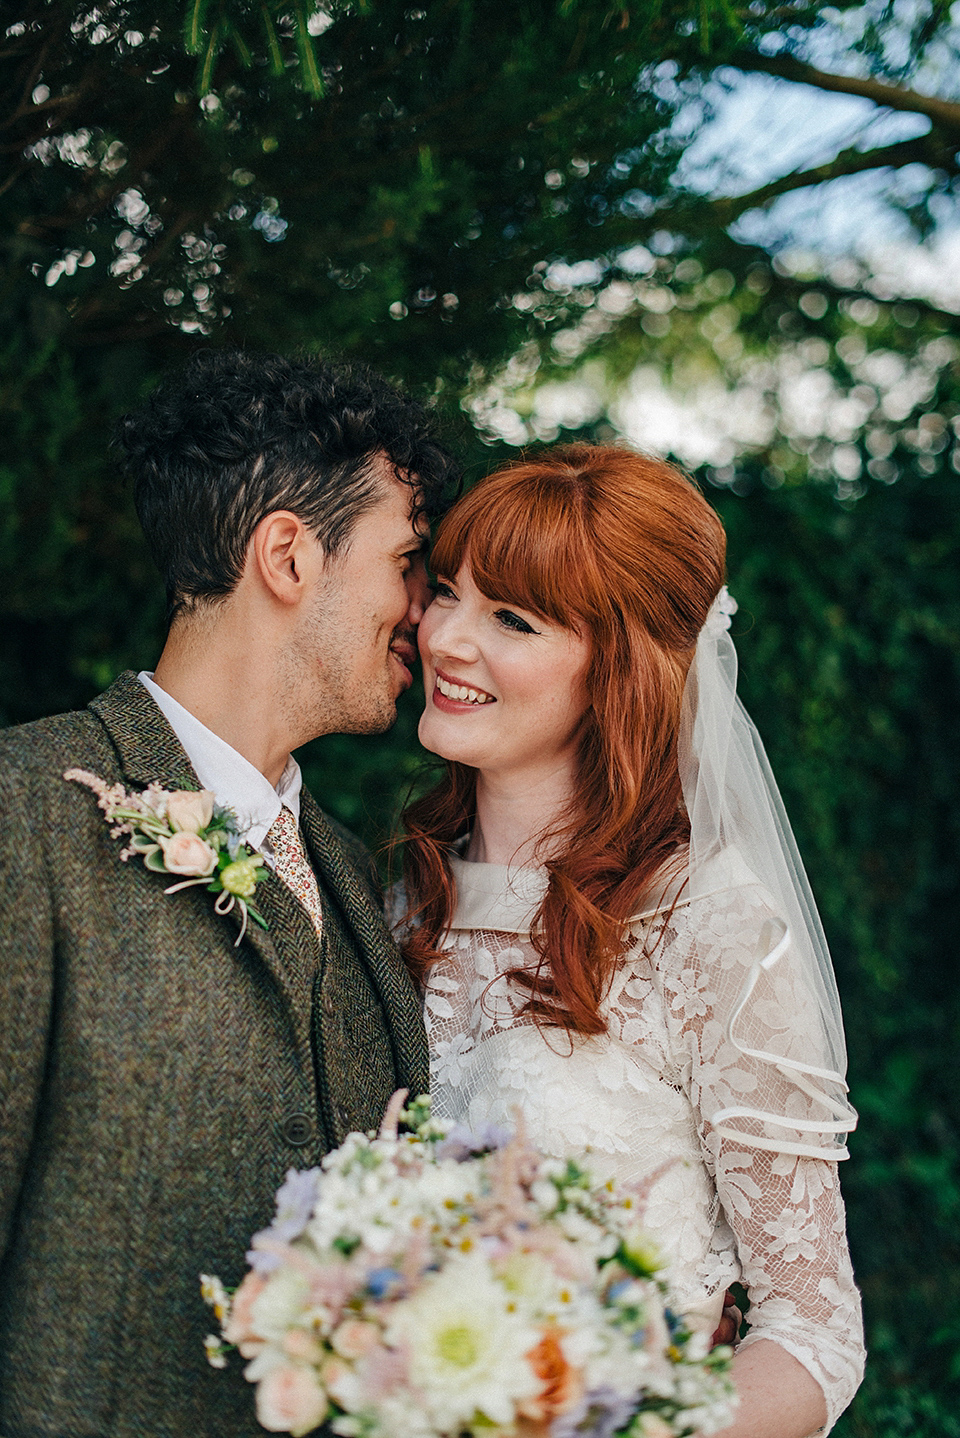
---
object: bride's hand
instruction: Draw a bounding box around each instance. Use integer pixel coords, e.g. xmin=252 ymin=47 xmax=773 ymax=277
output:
xmin=711 ymin=1288 xmax=743 ymax=1348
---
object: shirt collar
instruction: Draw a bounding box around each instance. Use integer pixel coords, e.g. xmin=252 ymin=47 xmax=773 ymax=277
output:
xmin=138 ymin=671 xmax=301 ymax=855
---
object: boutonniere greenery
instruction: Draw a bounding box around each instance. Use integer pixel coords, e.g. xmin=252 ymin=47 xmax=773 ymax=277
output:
xmin=65 ymin=769 xmax=269 ymax=943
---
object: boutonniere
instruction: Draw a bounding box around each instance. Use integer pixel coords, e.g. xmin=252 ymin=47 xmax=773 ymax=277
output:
xmin=65 ymin=769 xmax=269 ymax=943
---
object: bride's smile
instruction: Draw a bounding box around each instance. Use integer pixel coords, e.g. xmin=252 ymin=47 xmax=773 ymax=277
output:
xmin=417 ymin=560 xmax=591 ymax=785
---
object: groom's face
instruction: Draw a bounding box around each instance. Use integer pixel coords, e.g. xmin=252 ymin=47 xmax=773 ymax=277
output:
xmin=291 ymin=458 xmax=429 ymax=737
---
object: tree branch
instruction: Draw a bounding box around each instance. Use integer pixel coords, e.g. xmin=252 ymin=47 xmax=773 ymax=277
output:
xmin=728 ymin=50 xmax=960 ymax=140
xmin=698 ymin=134 xmax=959 ymax=226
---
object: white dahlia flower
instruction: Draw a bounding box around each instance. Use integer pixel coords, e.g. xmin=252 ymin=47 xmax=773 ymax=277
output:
xmin=386 ymin=1253 xmax=540 ymax=1431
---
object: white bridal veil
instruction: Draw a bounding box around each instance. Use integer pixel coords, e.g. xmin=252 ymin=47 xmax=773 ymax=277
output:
xmin=678 ymin=588 xmax=858 ymax=1160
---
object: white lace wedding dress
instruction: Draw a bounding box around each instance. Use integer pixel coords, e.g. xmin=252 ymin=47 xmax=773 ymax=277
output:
xmin=422 ymin=854 xmax=866 ymax=1435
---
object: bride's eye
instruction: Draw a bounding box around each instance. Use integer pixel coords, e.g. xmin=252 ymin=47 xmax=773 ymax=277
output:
xmin=494 ymin=608 xmax=538 ymax=635
xmin=431 ymin=580 xmax=457 ymax=601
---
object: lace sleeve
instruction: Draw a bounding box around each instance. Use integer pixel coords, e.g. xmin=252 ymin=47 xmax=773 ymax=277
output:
xmin=626 ymin=887 xmax=866 ymax=1432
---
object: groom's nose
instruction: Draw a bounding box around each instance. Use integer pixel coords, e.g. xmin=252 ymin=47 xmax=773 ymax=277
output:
xmin=404 ymin=550 xmax=431 ymax=626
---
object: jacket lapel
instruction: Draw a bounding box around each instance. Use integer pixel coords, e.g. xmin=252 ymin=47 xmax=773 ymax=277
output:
xmin=299 ymin=789 xmax=429 ymax=1097
xmin=230 ymin=873 xmax=318 ymax=1059
xmin=88 ymin=672 xmax=315 ymax=1059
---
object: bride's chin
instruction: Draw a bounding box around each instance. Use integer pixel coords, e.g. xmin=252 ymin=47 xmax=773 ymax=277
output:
xmin=417 ymin=713 xmax=450 ymax=759
xmin=418 ymin=713 xmax=476 ymax=765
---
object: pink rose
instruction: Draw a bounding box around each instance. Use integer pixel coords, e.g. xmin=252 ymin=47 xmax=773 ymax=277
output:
xmin=160 ymin=831 xmax=218 ymax=877
xmin=350 ymin=1343 xmax=407 ymax=1402
xmin=256 ymin=1364 xmax=328 ymax=1436
xmin=166 ymin=788 xmax=215 ymax=833
xmin=331 ymin=1319 xmax=379 ymax=1360
xmin=283 ymin=1329 xmax=323 ymax=1363
xmin=224 ymin=1271 xmax=269 ymax=1356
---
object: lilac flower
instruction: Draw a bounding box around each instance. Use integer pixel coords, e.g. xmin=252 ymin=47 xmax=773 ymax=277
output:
xmin=435 ymin=1122 xmax=512 ymax=1161
xmin=550 ymin=1387 xmax=637 ymax=1438
xmin=272 ymin=1167 xmax=321 ymax=1240
xmin=245 ymin=1244 xmax=280 ymax=1274
xmin=245 ymin=1167 xmax=320 ymax=1271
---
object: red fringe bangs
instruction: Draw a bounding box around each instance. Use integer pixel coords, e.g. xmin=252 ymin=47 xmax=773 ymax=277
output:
xmin=402 ymin=445 xmax=726 ymax=1036
xmin=429 ymin=466 xmax=605 ymax=633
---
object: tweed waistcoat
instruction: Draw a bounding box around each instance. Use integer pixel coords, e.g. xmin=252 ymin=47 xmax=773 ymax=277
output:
xmin=0 ymin=672 xmax=428 ymax=1438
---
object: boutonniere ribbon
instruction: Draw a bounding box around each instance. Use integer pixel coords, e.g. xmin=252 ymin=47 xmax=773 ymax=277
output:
xmin=65 ymin=769 xmax=268 ymax=943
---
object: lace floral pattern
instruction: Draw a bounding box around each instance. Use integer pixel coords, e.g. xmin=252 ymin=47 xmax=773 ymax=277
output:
xmin=422 ymin=862 xmax=865 ymax=1433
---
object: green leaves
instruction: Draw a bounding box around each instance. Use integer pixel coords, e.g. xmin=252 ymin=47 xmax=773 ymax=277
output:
xmin=184 ymin=0 xmax=213 ymax=54
xmin=292 ymin=0 xmax=325 ymax=97
xmin=182 ymin=0 xmax=325 ymax=94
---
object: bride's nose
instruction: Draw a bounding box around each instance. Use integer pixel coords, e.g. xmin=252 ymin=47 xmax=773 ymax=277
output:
xmin=423 ymin=606 xmax=481 ymax=664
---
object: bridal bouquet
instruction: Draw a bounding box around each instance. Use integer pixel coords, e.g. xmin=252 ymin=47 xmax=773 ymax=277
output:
xmin=202 ymin=1095 xmax=735 ymax=1438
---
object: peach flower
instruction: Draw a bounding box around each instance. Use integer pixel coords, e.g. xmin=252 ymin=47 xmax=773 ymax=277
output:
xmin=320 ymin=1354 xmax=351 ymax=1394
xmin=320 ymin=1354 xmax=364 ymax=1410
xmin=159 ymin=831 xmax=218 ymax=877
xmin=166 ymin=788 xmax=215 ymax=833
xmin=255 ymin=1363 xmax=328 ymax=1436
xmin=223 ymin=1271 xmax=269 ymax=1356
xmin=521 ymin=1328 xmax=582 ymax=1423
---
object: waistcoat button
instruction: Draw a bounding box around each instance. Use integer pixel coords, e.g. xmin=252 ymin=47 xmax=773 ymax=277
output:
xmin=281 ymin=1112 xmax=314 ymax=1146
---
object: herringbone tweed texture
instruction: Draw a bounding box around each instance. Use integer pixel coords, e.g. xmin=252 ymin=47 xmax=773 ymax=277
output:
xmin=0 ymin=671 xmax=428 ymax=1438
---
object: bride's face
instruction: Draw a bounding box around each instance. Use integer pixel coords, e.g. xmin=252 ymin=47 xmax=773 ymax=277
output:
xmin=417 ymin=560 xmax=592 ymax=783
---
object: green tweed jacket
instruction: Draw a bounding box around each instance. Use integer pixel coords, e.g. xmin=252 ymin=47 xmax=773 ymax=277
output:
xmin=0 ymin=672 xmax=428 ymax=1438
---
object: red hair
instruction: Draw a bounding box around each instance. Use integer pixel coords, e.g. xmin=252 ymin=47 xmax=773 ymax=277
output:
xmin=401 ymin=445 xmax=726 ymax=1035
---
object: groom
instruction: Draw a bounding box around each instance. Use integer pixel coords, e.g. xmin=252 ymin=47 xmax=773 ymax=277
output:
xmin=0 ymin=351 xmax=458 ymax=1438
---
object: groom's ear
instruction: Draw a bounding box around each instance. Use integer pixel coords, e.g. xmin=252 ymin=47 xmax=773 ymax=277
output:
xmin=250 ymin=510 xmax=321 ymax=605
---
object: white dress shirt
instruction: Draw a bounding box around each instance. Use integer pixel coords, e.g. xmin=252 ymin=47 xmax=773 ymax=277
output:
xmin=138 ymin=671 xmax=301 ymax=869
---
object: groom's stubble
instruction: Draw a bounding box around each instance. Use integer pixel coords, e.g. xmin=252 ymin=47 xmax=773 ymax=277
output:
xmin=276 ymin=469 xmax=426 ymax=744
xmin=280 ymin=587 xmax=405 ymax=740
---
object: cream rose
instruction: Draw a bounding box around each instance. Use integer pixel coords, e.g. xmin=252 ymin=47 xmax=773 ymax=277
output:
xmin=159 ymin=831 xmax=218 ymax=877
xmin=255 ymin=1363 xmax=329 ymax=1437
xmin=636 ymin=1414 xmax=675 ymax=1438
xmin=166 ymin=788 xmax=215 ymax=833
xmin=621 ymin=1226 xmax=664 ymax=1277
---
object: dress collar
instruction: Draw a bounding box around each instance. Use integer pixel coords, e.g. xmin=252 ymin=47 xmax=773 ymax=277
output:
xmin=447 ymin=854 xmax=546 ymax=933
xmin=445 ymin=846 xmax=752 ymax=936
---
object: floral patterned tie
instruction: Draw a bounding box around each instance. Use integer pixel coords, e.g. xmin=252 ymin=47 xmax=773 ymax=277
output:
xmin=265 ymin=805 xmax=324 ymax=941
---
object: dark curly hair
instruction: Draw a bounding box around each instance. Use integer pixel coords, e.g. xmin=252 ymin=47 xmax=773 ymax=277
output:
xmin=116 ymin=349 xmax=460 ymax=617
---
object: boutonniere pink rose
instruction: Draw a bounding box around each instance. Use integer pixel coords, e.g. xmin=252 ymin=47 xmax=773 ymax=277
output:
xmin=64 ymin=769 xmax=269 ymax=943
xmin=160 ymin=831 xmax=219 ymax=876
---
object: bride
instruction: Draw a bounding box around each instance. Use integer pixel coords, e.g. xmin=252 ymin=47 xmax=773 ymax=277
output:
xmin=399 ymin=446 xmax=865 ymax=1437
